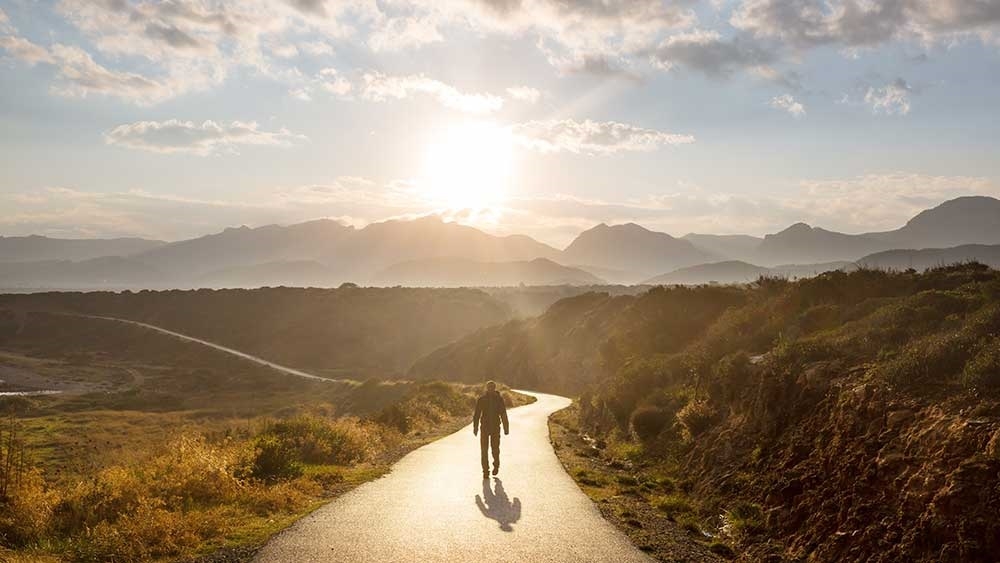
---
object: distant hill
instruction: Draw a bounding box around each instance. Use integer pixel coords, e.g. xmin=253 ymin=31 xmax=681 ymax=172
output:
xmin=0 ymin=257 xmax=164 ymax=288
xmin=644 ymin=261 xmax=770 ymax=285
xmin=756 ymin=223 xmax=889 ymax=265
xmin=135 ymin=220 xmax=356 ymax=278
xmin=756 ymin=196 xmax=1000 ymax=266
xmin=682 ymin=233 xmax=763 ymax=260
xmin=562 ymin=223 xmax=716 ymax=281
xmin=373 ymin=257 xmax=604 ymax=287
xmin=4 ymin=196 xmax=1000 ymax=289
xmin=134 ymin=216 xmax=561 ymax=283
xmin=859 ymin=244 xmax=1000 ymax=271
xmin=198 ymin=260 xmax=339 ymax=288
xmin=867 ymin=196 xmax=1000 ymax=248
xmin=0 ymin=235 xmax=165 ymax=263
xmin=644 ymin=260 xmax=853 ymax=286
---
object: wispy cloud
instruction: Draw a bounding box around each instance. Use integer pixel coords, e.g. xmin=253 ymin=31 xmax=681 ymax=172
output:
xmin=505 ymin=86 xmax=542 ymax=104
xmin=513 ymin=119 xmax=695 ymax=155
xmin=360 ymin=72 xmax=505 ymax=114
xmin=769 ymin=93 xmax=806 ymax=117
xmin=864 ymin=78 xmax=912 ymax=115
xmin=105 ymin=120 xmax=307 ymax=155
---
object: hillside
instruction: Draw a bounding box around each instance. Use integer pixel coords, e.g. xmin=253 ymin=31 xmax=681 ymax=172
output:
xmin=0 ymin=235 xmax=165 ymax=263
xmin=756 ymin=223 xmax=888 ymax=265
xmin=373 ymin=257 xmax=604 ymax=287
xmin=682 ymin=233 xmax=763 ymax=261
xmin=0 ymin=256 xmax=165 ymax=288
xmin=412 ymin=264 xmax=1000 ymax=561
xmin=562 ymin=223 xmax=716 ymax=281
xmin=868 ymin=196 xmax=1000 ymax=248
xmin=644 ymin=261 xmax=771 ymax=285
xmin=198 ymin=260 xmax=339 ymax=288
xmin=859 ymin=244 xmax=1000 ymax=271
xmin=0 ymin=286 xmax=513 ymax=377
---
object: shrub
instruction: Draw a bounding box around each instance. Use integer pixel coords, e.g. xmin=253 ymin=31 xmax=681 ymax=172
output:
xmin=0 ymin=469 xmax=56 ymax=546
xmin=963 ymin=340 xmax=1000 ymax=394
xmin=263 ymin=416 xmax=374 ymax=466
xmin=677 ymin=400 xmax=717 ymax=438
xmin=244 ymin=435 xmax=302 ymax=483
xmin=630 ymin=406 xmax=671 ymax=441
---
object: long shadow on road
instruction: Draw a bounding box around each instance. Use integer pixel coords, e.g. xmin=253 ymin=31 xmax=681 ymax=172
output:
xmin=475 ymin=478 xmax=521 ymax=532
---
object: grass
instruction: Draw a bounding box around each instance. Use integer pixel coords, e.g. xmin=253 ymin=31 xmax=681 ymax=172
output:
xmin=0 ymin=310 xmax=534 ymax=561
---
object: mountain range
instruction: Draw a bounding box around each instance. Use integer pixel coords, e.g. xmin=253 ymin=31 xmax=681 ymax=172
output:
xmin=1 ymin=196 xmax=998 ymax=289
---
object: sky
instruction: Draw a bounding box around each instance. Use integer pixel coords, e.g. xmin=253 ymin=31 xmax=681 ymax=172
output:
xmin=1 ymin=0 xmax=999 ymax=247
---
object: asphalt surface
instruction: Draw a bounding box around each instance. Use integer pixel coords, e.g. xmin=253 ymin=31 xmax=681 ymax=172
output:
xmin=254 ymin=391 xmax=655 ymax=563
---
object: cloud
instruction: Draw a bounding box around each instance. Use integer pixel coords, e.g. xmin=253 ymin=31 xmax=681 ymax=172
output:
xmin=512 ymin=119 xmax=695 ymax=155
xmin=505 ymin=86 xmax=541 ymax=103
xmin=48 ymin=44 xmax=182 ymax=104
xmin=105 ymin=120 xmax=307 ymax=155
xmin=864 ymin=78 xmax=912 ymax=115
xmin=652 ymin=29 xmax=774 ymax=76
xmin=730 ymin=0 xmax=1000 ymax=50
xmin=361 ymin=72 xmax=504 ymax=114
xmin=317 ymin=68 xmax=352 ymax=95
xmin=367 ymin=15 xmax=443 ymax=52
xmin=0 ymin=35 xmax=54 ymax=65
xmin=769 ymin=93 xmax=806 ymax=117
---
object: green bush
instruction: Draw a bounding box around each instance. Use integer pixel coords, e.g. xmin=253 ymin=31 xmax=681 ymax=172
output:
xmin=245 ymin=435 xmax=303 ymax=483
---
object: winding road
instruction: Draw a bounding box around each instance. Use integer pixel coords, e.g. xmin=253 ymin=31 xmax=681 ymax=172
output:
xmin=254 ymin=391 xmax=654 ymax=563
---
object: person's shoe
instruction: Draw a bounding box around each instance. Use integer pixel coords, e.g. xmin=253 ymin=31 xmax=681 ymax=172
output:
xmin=482 ymin=470 xmax=489 ymax=480
xmin=492 ymin=465 xmax=499 ymax=476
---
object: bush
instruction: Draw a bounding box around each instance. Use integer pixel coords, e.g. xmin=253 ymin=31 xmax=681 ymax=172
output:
xmin=264 ymin=416 xmax=375 ymax=466
xmin=677 ymin=400 xmax=717 ymax=438
xmin=0 ymin=469 xmax=56 ymax=546
xmin=244 ymin=435 xmax=303 ymax=483
xmin=963 ymin=340 xmax=1000 ymax=394
xmin=630 ymin=406 xmax=671 ymax=441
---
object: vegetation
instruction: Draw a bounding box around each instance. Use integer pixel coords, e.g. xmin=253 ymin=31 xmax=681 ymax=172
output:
xmin=0 ymin=310 xmax=533 ymax=561
xmin=0 ymin=286 xmax=513 ymax=378
xmin=447 ymin=264 xmax=1000 ymax=562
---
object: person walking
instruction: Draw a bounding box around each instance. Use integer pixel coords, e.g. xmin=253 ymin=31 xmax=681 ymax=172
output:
xmin=473 ymin=381 xmax=509 ymax=480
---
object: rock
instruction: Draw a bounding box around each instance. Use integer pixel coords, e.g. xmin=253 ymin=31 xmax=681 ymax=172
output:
xmin=886 ymin=409 xmax=914 ymax=428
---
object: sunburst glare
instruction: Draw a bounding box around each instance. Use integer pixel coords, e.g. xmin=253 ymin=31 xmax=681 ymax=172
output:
xmin=421 ymin=121 xmax=513 ymax=211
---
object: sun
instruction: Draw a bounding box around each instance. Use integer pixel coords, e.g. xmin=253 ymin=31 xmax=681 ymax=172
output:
xmin=421 ymin=121 xmax=513 ymax=210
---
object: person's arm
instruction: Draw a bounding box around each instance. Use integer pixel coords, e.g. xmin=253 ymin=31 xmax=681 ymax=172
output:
xmin=500 ymin=395 xmax=509 ymax=435
xmin=473 ymin=396 xmax=482 ymax=435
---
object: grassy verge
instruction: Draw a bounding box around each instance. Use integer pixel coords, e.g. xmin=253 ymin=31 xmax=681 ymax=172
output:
xmin=0 ymin=383 xmax=533 ymax=563
xmin=549 ymin=403 xmax=731 ymax=562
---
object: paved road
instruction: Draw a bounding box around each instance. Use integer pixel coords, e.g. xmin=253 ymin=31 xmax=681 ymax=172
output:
xmin=254 ymin=391 xmax=654 ymax=563
xmin=74 ymin=314 xmax=338 ymax=382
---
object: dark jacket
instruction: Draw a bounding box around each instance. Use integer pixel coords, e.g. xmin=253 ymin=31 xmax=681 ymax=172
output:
xmin=473 ymin=390 xmax=509 ymax=434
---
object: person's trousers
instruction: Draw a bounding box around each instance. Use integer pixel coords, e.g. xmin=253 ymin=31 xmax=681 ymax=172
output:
xmin=480 ymin=427 xmax=501 ymax=472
